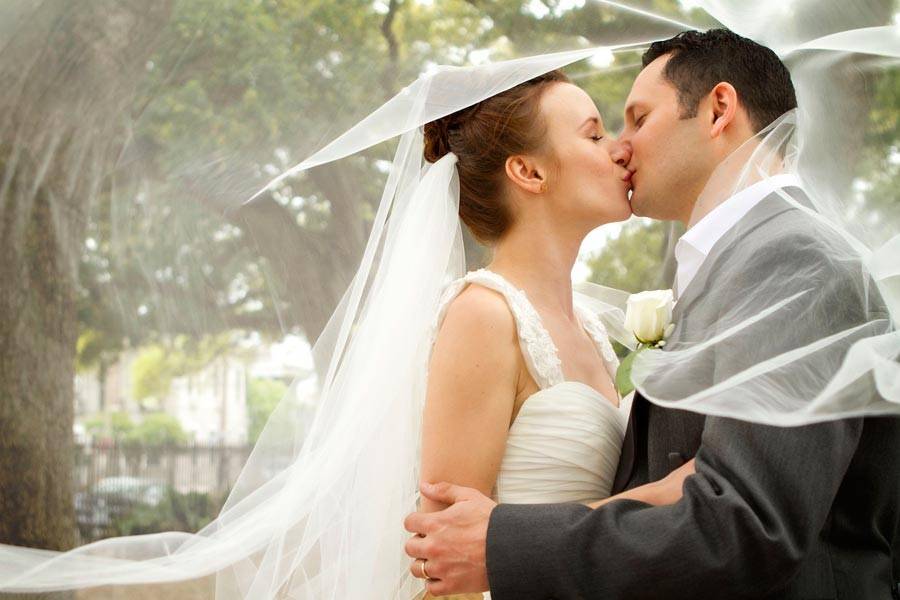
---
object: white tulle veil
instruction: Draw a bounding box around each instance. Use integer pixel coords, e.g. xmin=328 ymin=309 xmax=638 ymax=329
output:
xmin=0 ymin=0 xmax=897 ymax=597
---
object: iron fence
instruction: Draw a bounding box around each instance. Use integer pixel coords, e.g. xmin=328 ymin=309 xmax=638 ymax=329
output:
xmin=73 ymin=441 xmax=253 ymax=543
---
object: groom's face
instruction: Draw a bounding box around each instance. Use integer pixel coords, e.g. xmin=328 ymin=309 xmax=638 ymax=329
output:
xmin=619 ymin=55 xmax=716 ymax=223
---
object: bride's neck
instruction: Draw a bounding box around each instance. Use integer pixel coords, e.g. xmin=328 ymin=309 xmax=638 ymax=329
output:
xmin=487 ymin=219 xmax=583 ymax=318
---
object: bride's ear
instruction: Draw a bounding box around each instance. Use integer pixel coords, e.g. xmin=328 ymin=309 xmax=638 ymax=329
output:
xmin=707 ymin=81 xmax=738 ymax=139
xmin=504 ymin=154 xmax=545 ymax=195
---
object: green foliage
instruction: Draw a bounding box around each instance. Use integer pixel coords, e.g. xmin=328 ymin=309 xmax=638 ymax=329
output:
xmin=246 ymin=377 xmax=288 ymax=444
xmin=131 ymin=345 xmax=175 ymax=403
xmin=75 ymin=329 xmax=110 ymax=373
xmin=860 ymin=67 xmax=900 ymax=238
xmin=84 ymin=411 xmax=136 ymax=439
xmin=114 ymin=488 xmax=223 ymax=536
xmin=132 ymin=334 xmax=233 ymax=403
xmin=585 ymin=221 xmax=670 ymax=294
xmin=84 ymin=412 xmax=187 ymax=445
xmin=124 ymin=413 xmax=189 ymax=446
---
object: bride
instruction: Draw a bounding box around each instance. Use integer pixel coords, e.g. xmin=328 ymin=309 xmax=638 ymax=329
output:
xmin=421 ymin=70 xmax=690 ymax=509
xmin=416 ymin=70 xmax=694 ymax=596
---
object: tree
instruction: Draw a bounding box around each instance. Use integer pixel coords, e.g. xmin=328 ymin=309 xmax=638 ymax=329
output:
xmin=74 ymin=0 xmax=706 ymax=361
xmin=586 ymin=220 xmax=681 ymax=293
xmin=0 ymin=0 xmax=173 ymax=575
xmin=131 ymin=335 xmax=235 ymax=410
xmin=124 ymin=414 xmax=188 ymax=447
xmin=246 ymin=378 xmax=289 ymax=444
xmin=84 ymin=412 xmax=136 ymax=443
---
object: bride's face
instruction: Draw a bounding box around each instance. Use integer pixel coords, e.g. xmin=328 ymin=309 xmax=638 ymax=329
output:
xmin=537 ymin=82 xmax=633 ymax=227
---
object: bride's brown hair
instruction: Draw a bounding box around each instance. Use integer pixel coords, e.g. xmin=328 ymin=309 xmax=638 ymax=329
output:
xmin=423 ymin=70 xmax=569 ymax=243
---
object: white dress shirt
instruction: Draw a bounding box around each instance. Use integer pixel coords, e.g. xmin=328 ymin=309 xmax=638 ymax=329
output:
xmin=674 ymin=174 xmax=803 ymax=298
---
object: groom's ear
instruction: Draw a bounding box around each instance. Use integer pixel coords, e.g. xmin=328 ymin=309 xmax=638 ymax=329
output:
xmin=707 ymin=82 xmax=739 ymax=139
xmin=504 ymin=155 xmax=545 ymax=195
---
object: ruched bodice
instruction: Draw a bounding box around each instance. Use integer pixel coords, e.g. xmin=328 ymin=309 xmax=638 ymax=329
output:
xmin=495 ymin=381 xmax=626 ymax=504
xmin=432 ymin=269 xmax=629 ymax=506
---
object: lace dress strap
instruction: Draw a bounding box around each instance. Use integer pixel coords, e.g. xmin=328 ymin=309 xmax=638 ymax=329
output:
xmin=573 ymin=303 xmax=620 ymax=378
xmin=431 ymin=269 xmax=564 ymax=389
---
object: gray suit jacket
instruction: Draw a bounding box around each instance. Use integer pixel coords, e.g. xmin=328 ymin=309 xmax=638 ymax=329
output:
xmin=486 ymin=192 xmax=900 ymax=599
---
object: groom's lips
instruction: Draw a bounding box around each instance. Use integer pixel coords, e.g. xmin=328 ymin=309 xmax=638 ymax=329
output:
xmin=622 ymin=170 xmax=634 ymax=189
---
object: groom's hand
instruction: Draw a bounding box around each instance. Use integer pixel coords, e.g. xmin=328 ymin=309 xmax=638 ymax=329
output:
xmin=403 ymin=481 xmax=497 ymax=596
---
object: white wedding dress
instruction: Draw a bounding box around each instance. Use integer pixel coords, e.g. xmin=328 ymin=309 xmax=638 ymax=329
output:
xmin=433 ymin=268 xmax=630 ymax=507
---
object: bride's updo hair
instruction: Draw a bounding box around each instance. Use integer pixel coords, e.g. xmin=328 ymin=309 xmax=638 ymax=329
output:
xmin=423 ymin=70 xmax=569 ymax=243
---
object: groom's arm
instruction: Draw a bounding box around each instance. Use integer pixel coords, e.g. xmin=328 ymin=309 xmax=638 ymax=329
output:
xmin=487 ymin=230 xmax=881 ymax=599
xmin=486 ymin=415 xmax=862 ymax=599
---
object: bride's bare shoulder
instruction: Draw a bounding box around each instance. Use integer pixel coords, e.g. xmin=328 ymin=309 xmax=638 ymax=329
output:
xmin=434 ymin=283 xmax=518 ymax=353
xmin=428 ymin=282 xmax=521 ymax=405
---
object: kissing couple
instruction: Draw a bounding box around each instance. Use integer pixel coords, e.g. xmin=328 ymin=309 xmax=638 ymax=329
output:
xmin=401 ymin=28 xmax=899 ymax=600
xmin=1 ymin=22 xmax=898 ymax=600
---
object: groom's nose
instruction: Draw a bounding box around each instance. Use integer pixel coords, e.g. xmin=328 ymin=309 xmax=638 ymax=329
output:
xmin=609 ymin=141 xmax=632 ymax=167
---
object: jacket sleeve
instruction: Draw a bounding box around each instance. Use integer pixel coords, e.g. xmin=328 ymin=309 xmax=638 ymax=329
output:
xmin=486 ymin=414 xmax=862 ymax=599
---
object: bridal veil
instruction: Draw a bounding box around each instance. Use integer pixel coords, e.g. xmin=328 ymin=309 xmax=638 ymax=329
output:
xmin=0 ymin=0 xmax=896 ymax=597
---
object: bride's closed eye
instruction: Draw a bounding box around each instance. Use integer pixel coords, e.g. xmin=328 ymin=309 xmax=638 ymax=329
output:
xmin=591 ymin=135 xmax=605 ymax=142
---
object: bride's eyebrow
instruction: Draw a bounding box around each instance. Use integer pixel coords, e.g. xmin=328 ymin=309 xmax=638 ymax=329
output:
xmin=578 ymin=116 xmax=600 ymax=131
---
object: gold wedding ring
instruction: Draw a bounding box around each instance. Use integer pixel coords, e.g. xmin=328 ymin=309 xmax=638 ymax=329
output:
xmin=420 ymin=558 xmax=431 ymax=580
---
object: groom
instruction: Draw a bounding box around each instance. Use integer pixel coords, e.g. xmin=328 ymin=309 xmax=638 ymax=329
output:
xmin=403 ymin=29 xmax=900 ymax=598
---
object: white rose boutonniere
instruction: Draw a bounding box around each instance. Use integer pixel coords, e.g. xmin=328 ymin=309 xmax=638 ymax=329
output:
xmin=616 ymin=289 xmax=675 ymax=396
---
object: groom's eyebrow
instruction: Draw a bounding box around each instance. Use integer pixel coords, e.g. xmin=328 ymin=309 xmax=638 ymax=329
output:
xmin=624 ymin=101 xmax=646 ymax=123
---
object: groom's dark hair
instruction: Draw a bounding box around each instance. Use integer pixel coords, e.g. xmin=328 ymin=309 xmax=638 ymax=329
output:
xmin=642 ymin=28 xmax=797 ymax=133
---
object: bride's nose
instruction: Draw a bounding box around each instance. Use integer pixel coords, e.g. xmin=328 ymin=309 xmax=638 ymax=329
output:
xmin=609 ymin=141 xmax=632 ymax=167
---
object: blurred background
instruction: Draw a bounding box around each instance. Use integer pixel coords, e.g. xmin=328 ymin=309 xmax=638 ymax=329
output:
xmin=0 ymin=0 xmax=895 ymax=597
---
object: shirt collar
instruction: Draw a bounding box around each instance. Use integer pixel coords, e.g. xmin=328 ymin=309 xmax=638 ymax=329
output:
xmin=681 ymin=173 xmax=803 ymax=256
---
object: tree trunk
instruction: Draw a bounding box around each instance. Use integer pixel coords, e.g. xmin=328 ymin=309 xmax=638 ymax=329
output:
xmin=0 ymin=180 xmax=79 ymax=600
xmin=0 ymin=2 xmax=171 ymax=597
xmin=98 ymin=360 xmax=109 ymax=412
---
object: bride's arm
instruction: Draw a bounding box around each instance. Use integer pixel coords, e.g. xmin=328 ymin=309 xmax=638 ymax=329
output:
xmin=587 ymin=459 xmax=696 ymax=509
xmin=419 ymin=286 xmax=521 ymax=514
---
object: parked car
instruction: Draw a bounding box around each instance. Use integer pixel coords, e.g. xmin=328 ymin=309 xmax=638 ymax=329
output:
xmin=75 ymin=477 xmax=167 ymax=541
